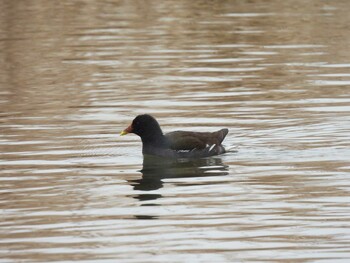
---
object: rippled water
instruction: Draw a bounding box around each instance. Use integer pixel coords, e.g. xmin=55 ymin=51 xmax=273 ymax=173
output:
xmin=1 ymin=1 xmax=350 ymax=262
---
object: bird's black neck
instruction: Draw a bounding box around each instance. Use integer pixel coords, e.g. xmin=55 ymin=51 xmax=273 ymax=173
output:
xmin=141 ymin=130 xmax=169 ymax=153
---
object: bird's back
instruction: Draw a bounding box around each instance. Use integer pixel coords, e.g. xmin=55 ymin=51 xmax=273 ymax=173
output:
xmin=165 ymin=128 xmax=228 ymax=151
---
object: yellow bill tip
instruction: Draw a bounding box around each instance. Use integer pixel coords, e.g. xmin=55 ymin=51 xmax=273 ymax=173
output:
xmin=120 ymin=130 xmax=128 ymax=136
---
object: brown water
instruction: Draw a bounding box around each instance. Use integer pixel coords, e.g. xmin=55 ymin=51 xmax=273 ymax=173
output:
xmin=1 ymin=1 xmax=350 ymax=262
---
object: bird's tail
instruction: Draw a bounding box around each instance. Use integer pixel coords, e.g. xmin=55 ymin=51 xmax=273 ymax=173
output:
xmin=214 ymin=128 xmax=229 ymax=145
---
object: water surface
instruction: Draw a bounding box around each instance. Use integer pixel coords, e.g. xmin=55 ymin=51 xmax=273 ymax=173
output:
xmin=1 ymin=1 xmax=350 ymax=262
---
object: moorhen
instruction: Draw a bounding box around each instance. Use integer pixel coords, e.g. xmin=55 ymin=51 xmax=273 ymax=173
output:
xmin=120 ymin=114 xmax=228 ymax=158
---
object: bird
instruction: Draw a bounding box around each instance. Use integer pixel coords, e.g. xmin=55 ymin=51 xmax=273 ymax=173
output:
xmin=120 ymin=114 xmax=228 ymax=158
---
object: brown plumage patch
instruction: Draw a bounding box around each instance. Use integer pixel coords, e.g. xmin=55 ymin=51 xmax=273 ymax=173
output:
xmin=166 ymin=129 xmax=228 ymax=151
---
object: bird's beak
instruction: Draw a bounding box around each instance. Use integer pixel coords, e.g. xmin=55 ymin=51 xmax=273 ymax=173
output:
xmin=120 ymin=130 xmax=128 ymax=136
xmin=120 ymin=124 xmax=133 ymax=136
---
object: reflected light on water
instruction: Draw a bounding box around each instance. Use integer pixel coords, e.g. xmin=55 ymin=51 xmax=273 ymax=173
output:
xmin=1 ymin=0 xmax=350 ymax=262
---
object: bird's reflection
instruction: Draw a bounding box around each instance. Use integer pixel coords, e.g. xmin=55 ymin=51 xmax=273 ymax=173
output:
xmin=129 ymin=155 xmax=229 ymax=202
